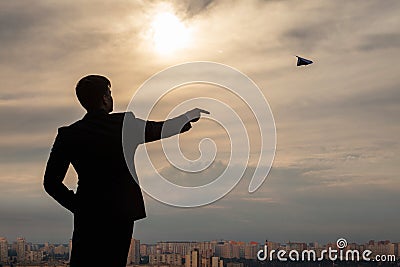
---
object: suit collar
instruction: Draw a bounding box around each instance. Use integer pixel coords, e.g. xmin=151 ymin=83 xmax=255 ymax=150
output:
xmin=83 ymin=109 xmax=108 ymax=119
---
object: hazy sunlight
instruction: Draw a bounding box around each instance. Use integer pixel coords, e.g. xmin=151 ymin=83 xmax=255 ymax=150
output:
xmin=150 ymin=11 xmax=191 ymax=54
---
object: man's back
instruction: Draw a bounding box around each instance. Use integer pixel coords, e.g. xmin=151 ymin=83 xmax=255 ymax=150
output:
xmin=44 ymin=109 xmax=146 ymax=220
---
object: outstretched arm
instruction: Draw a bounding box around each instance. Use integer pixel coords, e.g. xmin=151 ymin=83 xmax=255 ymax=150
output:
xmin=43 ymin=129 xmax=76 ymax=213
xmin=132 ymin=108 xmax=210 ymax=143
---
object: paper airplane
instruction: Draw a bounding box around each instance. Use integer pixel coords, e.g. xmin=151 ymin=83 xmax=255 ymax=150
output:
xmin=296 ymin=56 xmax=313 ymax=66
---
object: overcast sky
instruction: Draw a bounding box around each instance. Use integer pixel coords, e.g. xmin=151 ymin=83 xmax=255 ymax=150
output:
xmin=1 ymin=0 xmax=400 ymax=245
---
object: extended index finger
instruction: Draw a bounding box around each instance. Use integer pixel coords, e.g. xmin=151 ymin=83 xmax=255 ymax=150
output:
xmin=198 ymin=109 xmax=210 ymax=115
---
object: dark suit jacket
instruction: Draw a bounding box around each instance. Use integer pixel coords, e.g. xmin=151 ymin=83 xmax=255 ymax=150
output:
xmin=44 ymin=109 xmax=191 ymax=221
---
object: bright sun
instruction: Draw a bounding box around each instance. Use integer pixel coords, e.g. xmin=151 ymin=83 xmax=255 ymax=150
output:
xmin=150 ymin=12 xmax=191 ymax=54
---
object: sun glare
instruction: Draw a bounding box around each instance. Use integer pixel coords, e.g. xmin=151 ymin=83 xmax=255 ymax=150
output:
xmin=150 ymin=11 xmax=191 ymax=54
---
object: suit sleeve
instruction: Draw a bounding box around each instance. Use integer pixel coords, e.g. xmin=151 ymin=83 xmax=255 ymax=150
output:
xmin=125 ymin=112 xmax=192 ymax=144
xmin=143 ymin=114 xmax=192 ymax=143
xmin=43 ymin=128 xmax=76 ymax=213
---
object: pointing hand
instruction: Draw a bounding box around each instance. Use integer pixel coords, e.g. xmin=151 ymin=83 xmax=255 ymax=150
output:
xmin=185 ymin=108 xmax=210 ymax=122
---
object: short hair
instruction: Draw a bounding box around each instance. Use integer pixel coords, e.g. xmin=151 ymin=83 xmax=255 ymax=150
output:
xmin=75 ymin=75 xmax=111 ymax=111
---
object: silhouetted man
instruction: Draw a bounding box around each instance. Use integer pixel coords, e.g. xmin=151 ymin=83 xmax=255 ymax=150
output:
xmin=43 ymin=75 xmax=208 ymax=267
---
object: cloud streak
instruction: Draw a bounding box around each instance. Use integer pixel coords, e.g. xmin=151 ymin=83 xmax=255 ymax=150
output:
xmin=0 ymin=0 xmax=399 ymax=244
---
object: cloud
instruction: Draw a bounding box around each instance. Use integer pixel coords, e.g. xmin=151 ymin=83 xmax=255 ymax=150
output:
xmin=185 ymin=0 xmax=215 ymax=16
xmin=240 ymin=197 xmax=279 ymax=203
xmin=358 ymin=33 xmax=400 ymax=51
xmin=133 ymin=161 xmax=400 ymax=243
xmin=1 ymin=0 xmax=400 ymax=244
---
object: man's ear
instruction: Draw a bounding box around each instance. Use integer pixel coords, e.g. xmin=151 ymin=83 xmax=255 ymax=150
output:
xmin=102 ymin=95 xmax=108 ymax=104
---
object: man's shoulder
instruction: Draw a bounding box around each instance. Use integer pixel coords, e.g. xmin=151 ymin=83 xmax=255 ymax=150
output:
xmin=58 ymin=112 xmax=136 ymax=132
xmin=109 ymin=111 xmax=133 ymax=119
xmin=107 ymin=112 xmax=138 ymax=124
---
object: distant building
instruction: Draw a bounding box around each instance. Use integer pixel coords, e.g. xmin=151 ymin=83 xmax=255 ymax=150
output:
xmin=309 ymin=242 xmax=319 ymax=249
xmin=16 ymin=237 xmax=26 ymax=263
xmin=197 ymin=241 xmax=215 ymax=259
xmin=285 ymin=241 xmax=307 ymax=252
xmin=158 ymin=241 xmax=198 ymax=256
xmin=128 ymin=238 xmax=141 ymax=264
xmin=186 ymin=253 xmax=191 ymax=267
xmin=146 ymin=244 xmax=158 ymax=256
xmin=393 ymin=242 xmax=400 ymax=258
xmin=214 ymin=240 xmax=261 ymax=260
xmin=0 ymin=237 xmax=8 ymax=263
xmin=149 ymin=253 xmax=182 ymax=265
xmin=192 ymin=248 xmax=200 ymax=267
xmin=231 ymin=242 xmax=245 ymax=259
xmin=140 ymin=244 xmax=148 ymax=256
xmin=244 ymin=242 xmax=259 ymax=260
xmin=215 ymin=242 xmax=232 ymax=259
xmin=54 ymin=244 xmax=67 ymax=255
xmin=68 ymin=239 xmax=72 ymax=262
xmin=211 ymin=256 xmax=219 ymax=267
xmin=211 ymin=256 xmax=223 ymax=267
xmin=26 ymin=250 xmax=43 ymax=263
xmin=366 ymin=240 xmax=395 ymax=258
xmin=263 ymin=240 xmax=280 ymax=260
xmin=201 ymin=257 xmax=209 ymax=267
xmin=186 ymin=249 xmax=200 ymax=267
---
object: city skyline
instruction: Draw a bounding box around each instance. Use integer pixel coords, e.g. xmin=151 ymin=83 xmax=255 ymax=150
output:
xmin=1 ymin=236 xmax=399 ymax=265
xmin=2 ymin=236 xmax=400 ymax=247
xmin=1 ymin=0 xmax=400 ymax=245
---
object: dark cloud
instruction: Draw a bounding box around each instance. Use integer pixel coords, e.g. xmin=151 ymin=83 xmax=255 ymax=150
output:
xmin=186 ymin=0 xmax=214 ymax=16
xmin=0 ymin=103 xmax=81 ymax=164
xmin=282 ymin=21 xmax=336 ymax=53
xmin=0 ymin=146 xmax=50 ymax=164
xmin=283 ymin=84 xmax=400 ymax=125
xmin=0 ymin=103 xmax=82 ymax=134
xmin=279 ymin=1 xmax=400 ymax=54
xmin=0 ymin=1 xmax=144 ymax=73
xmin=358 ymin=33 xmax=400 ymax=51
xmin=0 ymin=2 xmax=56 ymax=45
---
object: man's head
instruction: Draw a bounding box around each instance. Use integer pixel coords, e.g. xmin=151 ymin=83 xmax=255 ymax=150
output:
xmin=75 ymin=75 xmax=113 ymax=113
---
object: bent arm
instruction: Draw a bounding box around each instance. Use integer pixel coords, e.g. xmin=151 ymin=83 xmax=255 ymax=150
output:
xmin=43 ymin=131 xmax=76 ymax=213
